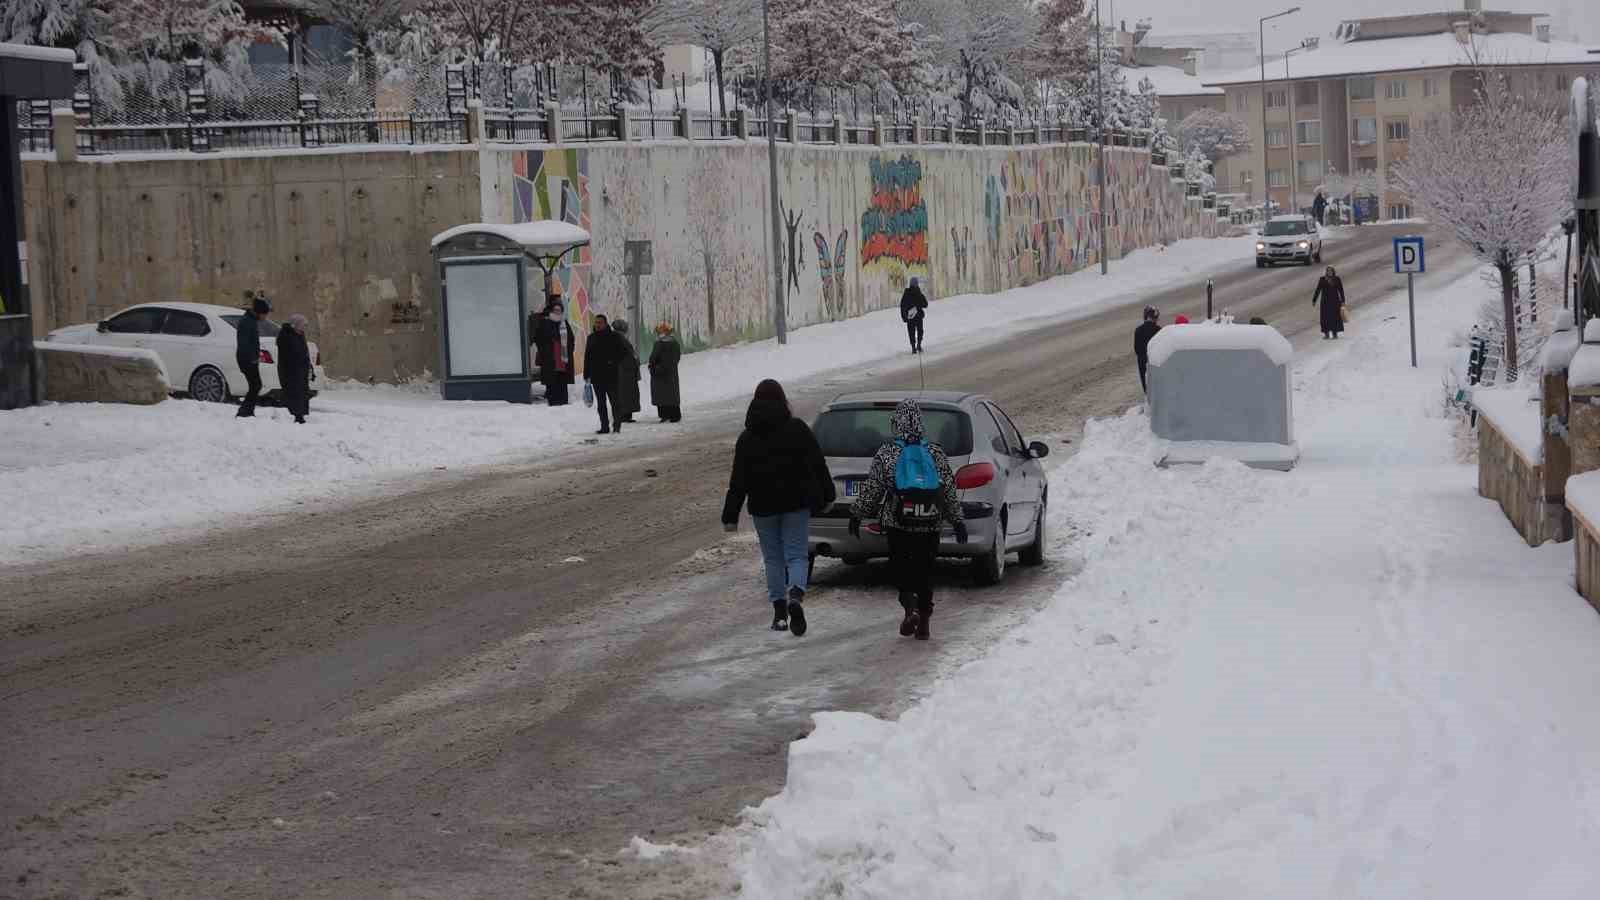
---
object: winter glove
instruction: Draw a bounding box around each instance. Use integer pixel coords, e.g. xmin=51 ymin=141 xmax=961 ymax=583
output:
xmin=954 ymin=521 xmax=969 ymax=544
xmin=722 ymin=521 xmax=737 ymax=533
xmin=848 ymin=517 xmax=861 ymax=539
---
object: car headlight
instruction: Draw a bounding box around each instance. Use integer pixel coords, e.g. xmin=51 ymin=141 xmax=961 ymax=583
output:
xmin=1297 ymin=240 xmax=1310 ymax=248
xmin=1255 ymin=242 xmax=1265 ymax=251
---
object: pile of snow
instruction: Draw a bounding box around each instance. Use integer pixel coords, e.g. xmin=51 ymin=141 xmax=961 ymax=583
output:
xmin=727 ymin=263 xmax=1600 ymax=897
xmin=1569 ymin=471 xmax=1600 ymax=531
xmin=1145 ymin=321 xmax=1293 ymax=367
xmin=1537 ymin=311 xmax=1582 ymax=375
xmin=0 ymin=233 xmax=1254 ymax=567
xmin=1568 ymin=322 xmax=1600 ymax=390
xmin=1472 ymin=386 xmax=1543 ymax=463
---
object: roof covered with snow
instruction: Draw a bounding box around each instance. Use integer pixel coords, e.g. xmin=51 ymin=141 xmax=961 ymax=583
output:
xmin=0 ymin=43 xmax=75 ymax=64
xmin=1204 ymin=31 xmax=1598 ymax=86
xmin=1121 ymin=65 xmax=1223 ymax=97
xmin=431 ymin=221 xmax=592 ymax=255
xmin=1147 ymin=322 xmax=1294 ymax=367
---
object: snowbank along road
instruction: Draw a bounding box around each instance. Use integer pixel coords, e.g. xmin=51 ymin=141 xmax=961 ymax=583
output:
xmin=0 ymin=224 xmax=1462 ymax=897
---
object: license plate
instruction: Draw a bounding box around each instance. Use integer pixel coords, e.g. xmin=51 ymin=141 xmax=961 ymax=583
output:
xmin=844 ymin=479 xmax=859 ymax=496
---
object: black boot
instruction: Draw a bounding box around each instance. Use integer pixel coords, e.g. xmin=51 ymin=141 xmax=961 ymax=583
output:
xmin=899 ymin=594 xmax=917 ymax=637
xmin=771 ymin=600 xmax=788 ymax=631
xmin=787 ymin=586 xmax=808 ymax=637
xmin=914 ymin=598 xmax=933 ymax=641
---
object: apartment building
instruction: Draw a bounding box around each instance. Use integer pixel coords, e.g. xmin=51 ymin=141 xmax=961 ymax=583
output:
xmin=1203 ymin=7 xmax=1598 ymax=220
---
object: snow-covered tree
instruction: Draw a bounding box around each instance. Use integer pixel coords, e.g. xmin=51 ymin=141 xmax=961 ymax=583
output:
xmin=901 ymin=0 xmax=1036 ymax=118
xmin=1029 ymin=0 xmax=1088 ymax=85
xmin=407 ymin=0 xmax=539 ymax=64
xmin=1175 ymin=107 xmax=1251 ymax=164
xmin=649 ymin=0 xmax=761 ymax=119
xmin=306 ymin=0 xmax=417 ymax=84
xmin=1391 ymin=66 xmax=1571 ymax=379
xmin=767 ymin=0 xmax=926 ymax=112
xmin=570 ymin=0 xmax=658 ymax=103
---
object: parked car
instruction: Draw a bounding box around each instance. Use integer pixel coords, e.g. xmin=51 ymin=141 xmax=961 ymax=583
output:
xmin=46 ymin=302 xmax=324 ymax=403
xmin=1255 ymin=215 xmax=1323 ymax=267
xmin=808 ymin=391 xmax=1050 ymax=585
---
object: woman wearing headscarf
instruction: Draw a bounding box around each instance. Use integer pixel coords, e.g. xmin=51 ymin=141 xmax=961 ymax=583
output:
xmin=721 ymin=379 xmax=834 ymax=636
xmin=612 ymin=319 xmax=643 ymax=424
xmin=1311 ymin=265 xmax=1346 ymax=339
xmin=531 ymin=297 xmax=576 ymax=405
xmin=648 ymin=322 xmax=682 ymax=423
xmin=275 ymin=313 xmax=313 ymax=424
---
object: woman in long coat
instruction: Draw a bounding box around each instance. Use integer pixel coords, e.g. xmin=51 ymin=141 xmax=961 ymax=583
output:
xmin=612 ymin=319 xmax=643 ymax=423
xmin=1311 ymin=265 xmax=1346 ymax=339
xmin=532 ymin=297 xmax=576 ymax=405
xmin=276 ymin=313 xmax=313 ymax=424
xmin=648 ymin=322 xmax=682 ymax=422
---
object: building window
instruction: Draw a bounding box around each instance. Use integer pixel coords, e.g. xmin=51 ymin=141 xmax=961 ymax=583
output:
xmin=1295 ymin=82 xmax=1318 ymax=105
xmin=1297 ymin=159 xmax=1322 ymax=184
xmin=1385 ymin=118 xmax=1410 ymax=141
xmin=1348 ymin=76 xmax=1376 ymax=101
xmin=1265 ymin=89 xmax=1288 ymax=109
xmin=1352 ymin=117 xmax=1377 ymax=144
xmin=1267 ymin=169 xmax=1288 ymax=188
xmin=1237 ymin=170 xmax=1253 ymax=188
xmin=1388 ymin=203 xmax=1413 ymax=220
xmin=1385 ymin=78 xmax=1408 ymax=100
xmin=1296 ymin=120 xmax=1321 ymax=145
xmin=1265 ymin=127 xmax=1288 ymax=148
xmin=1234 ymin=92 xmax=1249 ymax=112
xmin=1422 ymin=77 xmax=1437 ymax=98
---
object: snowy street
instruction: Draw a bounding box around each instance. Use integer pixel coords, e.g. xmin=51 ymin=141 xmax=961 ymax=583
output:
xmin=0 ymin=224 xmax=1491 ymax=898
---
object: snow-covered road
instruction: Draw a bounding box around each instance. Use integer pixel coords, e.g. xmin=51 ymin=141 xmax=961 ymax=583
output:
xmin=727 ymin=266 xmax=1600 ymax=898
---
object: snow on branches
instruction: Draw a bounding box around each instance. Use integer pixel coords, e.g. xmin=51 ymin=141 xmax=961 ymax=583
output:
xmin=1392 ymin=65 xmax=1571 ymax=378
xmin=1175 ymin=107 xmax=1251 ymax=164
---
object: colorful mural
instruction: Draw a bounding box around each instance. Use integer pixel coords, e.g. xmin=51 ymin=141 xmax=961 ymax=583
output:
xmin=812 ymin=230 xmax=849 ymax=321
xmin=512 ymin=148 xmax=593 ymax=329
xmin=860 ymin=155 xmax=929 ymax=284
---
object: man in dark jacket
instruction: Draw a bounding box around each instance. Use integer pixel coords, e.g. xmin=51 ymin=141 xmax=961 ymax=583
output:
xmin=848 ymin=399 xmax=965 ymax=640
xmin=584 ymin=314 xmax=628 ymax=434
xmin=899 ymin=277 xmax=929 ymax=354
xmin=235 ymin=293 xmax=270 ymax=417
xmin=1311 ymin=190 xmax=1327 ymax=226
xmin=276 ymin=313 xmax=313 ymax=424
xmin=1134 ymin=305 xmax=1161 ymax=393
xmin=722 ymin=379 xmax=834 ymax=634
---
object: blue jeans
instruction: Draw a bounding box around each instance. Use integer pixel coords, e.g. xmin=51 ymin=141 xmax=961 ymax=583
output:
xmin=752 ymin=509 xmax=811 ymax=602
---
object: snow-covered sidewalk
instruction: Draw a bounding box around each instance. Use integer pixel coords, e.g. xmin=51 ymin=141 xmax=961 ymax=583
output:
xmin=726 ymin=268 xmax=1600 ymax=897
xmin=0 ymin=233 xmax=1252 ymax=568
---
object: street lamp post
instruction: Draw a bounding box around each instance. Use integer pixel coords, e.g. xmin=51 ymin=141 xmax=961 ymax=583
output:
xmin=762 ymin=0 xmax=785 ymax=344
xmin=1285 ymin=44 xmax=1306 ymax=216
xmin=1096 ymin=0 xmax=1108 ymax=275
xmin=1259 ymin=6 xmax=1300 ymax=224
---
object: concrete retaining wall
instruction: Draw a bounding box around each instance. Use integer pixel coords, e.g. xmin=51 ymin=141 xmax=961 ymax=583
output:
xmin=35 ymin=342 xmax=169 ymax=405
xmin=24 ymin=140 xmax=1215 ymax=381
xmin=1478 ymin=414 xmax=1564 ymax=546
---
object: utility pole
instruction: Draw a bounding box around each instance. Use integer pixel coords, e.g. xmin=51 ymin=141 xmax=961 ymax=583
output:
xmin=1258 ymin=7 xmax=1300 ymax=224
xmin=763 ymin=0 xmax=786 ymax=344
xmin=1096 ymin=0 xmax=1107 ymax=275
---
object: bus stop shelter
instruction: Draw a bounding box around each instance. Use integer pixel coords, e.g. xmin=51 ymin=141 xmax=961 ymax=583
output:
xmin=429 ymin=221 xmax=590 ymax=402
xmin=0 ymin=43 xmax=74 ymax=410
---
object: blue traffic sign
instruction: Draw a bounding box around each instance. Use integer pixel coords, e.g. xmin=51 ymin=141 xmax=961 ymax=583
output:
xmin=1393 ymin=236 xmax=1425 ymax=273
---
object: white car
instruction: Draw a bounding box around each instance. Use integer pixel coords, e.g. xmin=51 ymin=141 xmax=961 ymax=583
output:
xmin=46 ymin=302 xmax=325 ymax=403
xmin=1255 ymin=215 xmax=1324 ymax=267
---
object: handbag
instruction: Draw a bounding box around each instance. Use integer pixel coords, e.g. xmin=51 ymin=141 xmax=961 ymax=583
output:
xmin=582 ymin=381 xmax=595 ymax=407
xmin=1340 ymin=305 xmax=1349 ymax=323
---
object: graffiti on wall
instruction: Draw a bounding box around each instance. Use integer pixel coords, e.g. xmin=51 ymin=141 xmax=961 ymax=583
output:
xmin=513 ymin=148 xmax=592 ymax=326
xmin=860 ymin=155 xmax=929 ymax=290
xmin=812 ymin=230 xmax=848 ymax=320
xmin=782 ymin=202 xmax=805 ymax=292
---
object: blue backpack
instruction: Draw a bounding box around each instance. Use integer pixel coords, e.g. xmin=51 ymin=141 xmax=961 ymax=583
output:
xmin=892 ymin=439 xmax=943 ymax=527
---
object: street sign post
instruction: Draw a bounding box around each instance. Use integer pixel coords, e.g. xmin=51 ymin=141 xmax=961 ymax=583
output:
xmin=1394 ymin=235 xmax=1425 ymax=367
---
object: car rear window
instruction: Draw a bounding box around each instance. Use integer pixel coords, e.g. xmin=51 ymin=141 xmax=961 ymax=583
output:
xmin=222 ymin=314 xmax=281 ymax=337
xmin=814 ymin=407 xmax=972 ymax=457
xmin=1263 ymin=220 xmax=1309 ymax=236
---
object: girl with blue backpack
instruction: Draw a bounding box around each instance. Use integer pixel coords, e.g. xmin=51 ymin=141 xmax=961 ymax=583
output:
xmin=848 ymin=399 xmax=967 ymax=640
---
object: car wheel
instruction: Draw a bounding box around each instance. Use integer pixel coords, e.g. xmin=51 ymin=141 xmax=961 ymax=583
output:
xmin=973 ymin=512 xmax=1007 ymax=585
xmin=188 ymin=365 xmax=230 ymax=403
xmin=1018 ymin=497 xmax=1047 ymax=566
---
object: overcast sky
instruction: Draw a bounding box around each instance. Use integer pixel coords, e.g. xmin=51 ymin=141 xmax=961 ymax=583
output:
xmin=1102 ymin=0 xmax=1599 ymax=54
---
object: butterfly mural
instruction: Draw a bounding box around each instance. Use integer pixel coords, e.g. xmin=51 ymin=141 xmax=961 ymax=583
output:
xmin=950 ymin=225 xmax=969 ymax=285
xmin=813 ymin=229 xmax=848 ymax=321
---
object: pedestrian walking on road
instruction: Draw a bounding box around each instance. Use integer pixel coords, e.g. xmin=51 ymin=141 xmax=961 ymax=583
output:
xmin=1312 ymin=265 xmax=1346 ymax=339
xmin=532 ymin=297 xmax=576 ymax=406
xmin=235 ymin=292 xmax=270 ymax=418
xmin=1134 ymin=305 xmax=1162 ymax=393
xmin=722 ymin=379 xmax=835 ymax=635
xmin=848 ymin=399 xmax=966 ymax=641
xmin=612 ymin=320 xmax=642 ymax=424
xmin=900 ymin=277 xmax=929 ymax=354
xmin=584 ymin=314 xmax=627 ymax=434
xmin=648 ymin=322 xmax=682 ymax=423
xmin=1312 ymin=190 xmax=1327 ymax=226
xmin=276 ymin=313 xmax=313 ymax=424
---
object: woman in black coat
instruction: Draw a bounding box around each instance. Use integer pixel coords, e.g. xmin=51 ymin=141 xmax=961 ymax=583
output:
xmin=276 ymin=313 xmax=313 ymax=424
xmin=1311 ymin=265 xmax=1346 ymax=339
xmin=648 ymin=322 xmax=682 ymax=422
xmin=721 ymin=379 xmax=834 ymax=635
xmin=531 ymin=297 xmax=576 ymax=405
